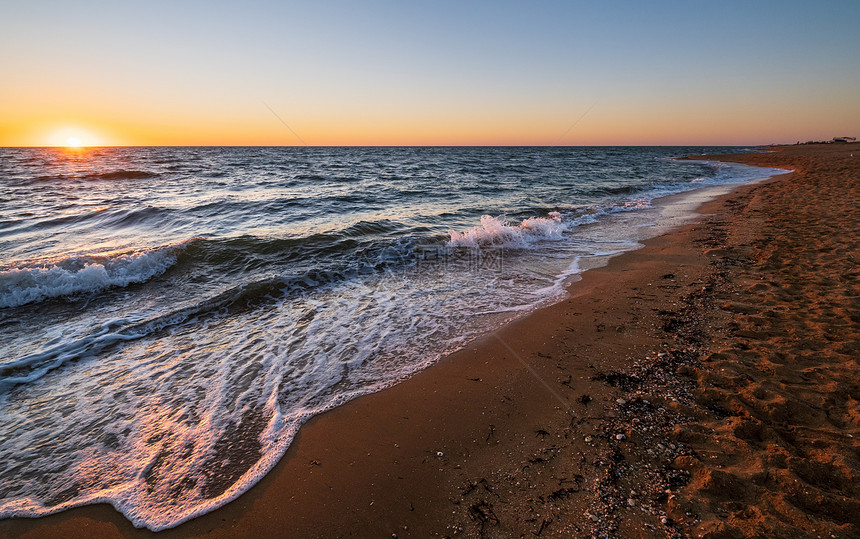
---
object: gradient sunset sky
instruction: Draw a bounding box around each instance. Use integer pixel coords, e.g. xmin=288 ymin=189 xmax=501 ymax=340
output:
xmin=2 ymin=1 xmax=858 ymax=146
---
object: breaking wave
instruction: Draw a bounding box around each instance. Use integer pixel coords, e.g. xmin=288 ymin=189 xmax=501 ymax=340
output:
xmin=0 ymin=244 xmax=185 ymax=309
xmin=447 ymin=213 xmax=566 ymax=248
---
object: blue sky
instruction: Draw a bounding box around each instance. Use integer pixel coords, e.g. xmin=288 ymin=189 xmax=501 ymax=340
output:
xmin=2 ymin=0 xmax=858 ymax=145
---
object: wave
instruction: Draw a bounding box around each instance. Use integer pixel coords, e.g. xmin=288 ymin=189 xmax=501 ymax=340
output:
xmin=0 ymin=243 xmax=185 ymax=309
xmin=446 ymin=195 xmax=662 ymax=250
xmin=339 ymin=219 xmax=403 ymax=237
xmin=84 ymin=170 xmax=159 ymax=181
xmin=447 ymin=213 xmax=566 ymax=248
xmin=599 ymin=184 xmax=642 ymax=195
xmin=0 ymin=224 xmax=426 ymax=311
xmin=0 ymin=268 xmax=349 ymax=387
xmin=32 ymin=170 xmax=159 ymax=182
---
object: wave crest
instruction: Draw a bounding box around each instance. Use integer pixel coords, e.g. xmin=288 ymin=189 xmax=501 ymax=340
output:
xmin=447 ymin=213 xmax=566 ymax=249
xmin=86 ymin=170 xmax=159 ymax=181
xmin=0 ymin=244 xmax=184 ymax=309
xmin=34 ymin=170 xmax=159 ymax=182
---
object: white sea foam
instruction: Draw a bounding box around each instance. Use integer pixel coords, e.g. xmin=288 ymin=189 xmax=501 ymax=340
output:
xmin=0 ymin=244 xmax=183 ymax=308
xmin=446 ymin=203 xmax=656 ymax=251
xmin=447 ymin=213 xmax=566 ymax=248
xmin=0 ymin=263 xmax=538 ymax=530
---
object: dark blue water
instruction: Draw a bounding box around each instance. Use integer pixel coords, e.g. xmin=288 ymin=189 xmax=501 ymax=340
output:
xmin=0 ymin=146 xmax=785 ymax=529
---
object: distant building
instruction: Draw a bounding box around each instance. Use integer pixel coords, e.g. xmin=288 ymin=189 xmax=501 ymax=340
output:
xmin=833 ymin=136 xmax=856 ymax=143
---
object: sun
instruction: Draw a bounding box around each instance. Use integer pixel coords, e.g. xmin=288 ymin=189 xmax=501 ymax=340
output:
xmin=48 ymin=127 xmax=103 ymax=148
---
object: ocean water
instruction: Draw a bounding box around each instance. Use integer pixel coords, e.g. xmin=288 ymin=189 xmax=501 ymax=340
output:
xmin=0 ymin=146 xmax=786 ymax=529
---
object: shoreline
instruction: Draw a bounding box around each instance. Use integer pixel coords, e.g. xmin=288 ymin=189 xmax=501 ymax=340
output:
xmin=2 ymin=143 xmax=857 ymax=538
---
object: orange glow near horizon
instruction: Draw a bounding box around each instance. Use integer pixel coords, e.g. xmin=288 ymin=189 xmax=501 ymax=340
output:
xmin=0 ymin=96 xmax=855 ymax=148
xmin=37 ymin=126 xmax=106 ymax=148
xmin=1 ymin=75 xmax=855 ymax=147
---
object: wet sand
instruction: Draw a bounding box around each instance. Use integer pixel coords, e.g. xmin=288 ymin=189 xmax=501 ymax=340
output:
xmin=2 ymin=142 xmax=857 ymax=538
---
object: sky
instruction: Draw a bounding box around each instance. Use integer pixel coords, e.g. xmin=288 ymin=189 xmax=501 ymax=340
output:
xmin=1 ymin=1 xmax=858 ymax=146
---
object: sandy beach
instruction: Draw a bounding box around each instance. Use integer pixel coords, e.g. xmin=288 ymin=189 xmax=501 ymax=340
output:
xmin=1 ymin=142 xmax=857 ymax=539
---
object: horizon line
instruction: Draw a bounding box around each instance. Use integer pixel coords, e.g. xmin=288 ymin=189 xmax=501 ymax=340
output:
xmin=2 ymin=143 xmax=781 ymax=149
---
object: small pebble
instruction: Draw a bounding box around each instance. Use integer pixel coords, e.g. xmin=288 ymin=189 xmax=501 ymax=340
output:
xmin=616 ymin=398 xmax=627 ymax=405
xmin=615 ymin=434 xmax=625 ymax=440
xmin=584 ymin=436 xmax=593 ymax=443
xmin=436 ymin=451 xmax=444 ymax=457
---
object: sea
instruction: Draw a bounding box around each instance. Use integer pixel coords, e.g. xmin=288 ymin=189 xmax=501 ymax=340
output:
xmin=0 ymin=146 xmax=787 ymax=529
